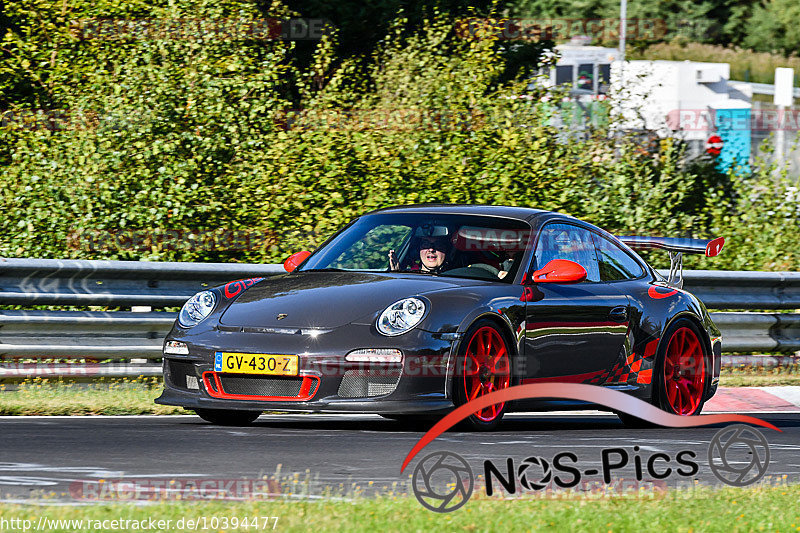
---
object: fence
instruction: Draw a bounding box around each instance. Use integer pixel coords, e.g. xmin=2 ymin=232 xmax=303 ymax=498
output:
xmin=0 ymin=259 xmax=797 ymax=380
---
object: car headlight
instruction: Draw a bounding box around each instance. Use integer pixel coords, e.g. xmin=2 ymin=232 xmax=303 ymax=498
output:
xmin=377 ymin=298 xmax=426 ymax=336
xmin=178 ymin=291 xmax=217 ymax=328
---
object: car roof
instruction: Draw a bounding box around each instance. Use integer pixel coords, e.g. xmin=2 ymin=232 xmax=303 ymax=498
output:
xmin=367 ymin=203 xmax=553 ymax=222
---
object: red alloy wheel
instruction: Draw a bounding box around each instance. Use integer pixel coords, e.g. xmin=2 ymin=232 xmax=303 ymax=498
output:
xmin=462 ymin=326 xmax=511 ymax=422
xmin=662 ymin=326 xmax=706 ymax=415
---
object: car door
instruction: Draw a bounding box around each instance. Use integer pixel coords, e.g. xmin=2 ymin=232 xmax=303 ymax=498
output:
xmin=523 ymin=222 xmax=631 ymax=381
xmin=590 ymin=231 xmax=653 ymax=379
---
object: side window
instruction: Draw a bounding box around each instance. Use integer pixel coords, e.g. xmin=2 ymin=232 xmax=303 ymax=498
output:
xmin=332 ymin=225 xmax=411 ymax=270
xmin=534 ymin=223 xmax=600 ymax=282
xmin=592 ymin=233 xmax=645 ymax=281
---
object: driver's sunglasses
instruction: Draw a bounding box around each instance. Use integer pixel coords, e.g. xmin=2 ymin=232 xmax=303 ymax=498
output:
xmin=419 ymin=238 xmax=447 ymax=252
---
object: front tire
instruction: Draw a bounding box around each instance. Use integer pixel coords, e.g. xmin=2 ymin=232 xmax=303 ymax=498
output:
xmin=452 ymin=320 xmax=513 ymax=431
xmin=194 ymin=408 xmax=261 ymax=426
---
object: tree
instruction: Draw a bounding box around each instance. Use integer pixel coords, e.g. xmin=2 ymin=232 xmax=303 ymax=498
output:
xmin=743 ymin=0 xmax=800 ymax=54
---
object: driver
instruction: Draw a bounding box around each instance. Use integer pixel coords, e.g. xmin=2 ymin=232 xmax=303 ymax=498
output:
xmin=389 ymin=235 xmax=451 ymax=273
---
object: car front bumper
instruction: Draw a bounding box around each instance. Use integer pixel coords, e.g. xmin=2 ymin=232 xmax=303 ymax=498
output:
xmin=155 ymin=324 xmax=457 ymax=414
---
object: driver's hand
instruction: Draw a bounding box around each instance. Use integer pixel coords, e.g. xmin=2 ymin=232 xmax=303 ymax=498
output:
xmin=388 ymin=250 xmax=400 ymax=271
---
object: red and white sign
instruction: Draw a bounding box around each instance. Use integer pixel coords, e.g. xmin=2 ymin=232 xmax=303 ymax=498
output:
xmin=705 ymin=135 xmax=723 ymax=156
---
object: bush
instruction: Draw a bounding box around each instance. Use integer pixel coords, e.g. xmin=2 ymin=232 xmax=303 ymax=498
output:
xmin=0 ymin=1 xmax=796 ymax=273
xmin=705 ymin=155 xmax=800 ymax=271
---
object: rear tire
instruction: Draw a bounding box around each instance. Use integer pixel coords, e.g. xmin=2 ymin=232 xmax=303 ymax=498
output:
xmin=619 ymin=318 xmax=709 ymax=427
xmin=654 ymin=319 xmax=708 ymax=416
xmin=452 ymin=320 xmax=513 ymax=431
xmin=194 ymin=408 xmax=261 ymax=426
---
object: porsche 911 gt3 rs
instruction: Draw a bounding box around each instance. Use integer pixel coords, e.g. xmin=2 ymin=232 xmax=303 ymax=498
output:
xmin=156 ymin=205 xmax=723 ymax=430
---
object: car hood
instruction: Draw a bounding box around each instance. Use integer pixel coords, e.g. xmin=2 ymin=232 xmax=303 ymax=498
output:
xmin=218 ymin=271 xmax=486 ymax=329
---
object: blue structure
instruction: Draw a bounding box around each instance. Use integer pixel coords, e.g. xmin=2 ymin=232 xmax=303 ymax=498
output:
xmin=714 ymin=107 xmax=751 ymax=173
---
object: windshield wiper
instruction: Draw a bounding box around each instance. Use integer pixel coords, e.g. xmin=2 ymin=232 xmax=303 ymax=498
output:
xmin=394 ymin=270 xmax=439 ymax=277
xmin=301 ymin=268 xmax=348 ymax=272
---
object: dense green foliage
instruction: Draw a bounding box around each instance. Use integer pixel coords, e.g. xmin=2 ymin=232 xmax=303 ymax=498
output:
xmin=0 ymin=0 xmax=797 ymax=271
xmin=513 ymin=0 xmax=798 ymax=59
xmin=742 ymin=0 xmax=800 ymax=55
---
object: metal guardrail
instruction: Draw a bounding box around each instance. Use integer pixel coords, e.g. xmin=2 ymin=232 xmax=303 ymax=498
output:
xmin=712 ymin=312 xmax=800 ymax=353
xmin=739 ymin=81 xmax=800 ymax=99
xmin=0 ymin=260 xmax=797 ymax=381
xmin=0 ymin=310 xmax=173 ymax=359
xmin=3 ymin=261 xmax=796 ymax=309
xmin=0 ymin=257 xmax=283 ymax=306
xmin=675 ymin=270 xmax=800 ymax=310
xmin=0 ymin=363 xmax=162 ymax=381
xmin=1 ymin=310 xmax=796 ymax=360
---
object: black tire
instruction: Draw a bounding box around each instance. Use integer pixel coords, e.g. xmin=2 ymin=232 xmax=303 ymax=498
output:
xmin=619 ymin=318 xmax=709 ymax=427
xmin=194 ymin=408 xmax=261 ymax=426
xmin=452 ymin=319 xmax=514 ymax=431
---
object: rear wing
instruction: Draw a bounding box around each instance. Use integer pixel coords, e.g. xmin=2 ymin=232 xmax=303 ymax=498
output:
xmin=619 ymin=236 xmax=725 ymax=287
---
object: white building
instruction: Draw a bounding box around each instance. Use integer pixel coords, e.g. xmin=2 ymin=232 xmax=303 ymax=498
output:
xmin=610 ymin=60 xmax=752 ymax=168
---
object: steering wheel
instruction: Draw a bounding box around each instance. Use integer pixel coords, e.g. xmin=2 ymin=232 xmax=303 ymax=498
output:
xmin=468 ymin=263 xmax=500 ymax=276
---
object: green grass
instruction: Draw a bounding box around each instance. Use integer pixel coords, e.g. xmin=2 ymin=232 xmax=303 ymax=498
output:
xmin=0 ymin=377 xmax=189 ymax=415
xmin=632 ymin=41 xmax=800 ymax=84
xmin=720 ymin=364 xmax=800 ymax=388
xmin=1 ymin=484 xmax=799 ymax=532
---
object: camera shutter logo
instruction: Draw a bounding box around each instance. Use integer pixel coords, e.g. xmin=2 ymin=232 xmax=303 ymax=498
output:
xmin=708 ymin=424 xmax=770 ymax=486
xmin=517 ymin=456 xmax=552 ymax=491
xmin=411 ymin=451 xmax=473 ymax=513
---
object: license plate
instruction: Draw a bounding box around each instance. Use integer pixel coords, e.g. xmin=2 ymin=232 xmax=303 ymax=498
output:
xmin=214 ymin=352 xmax=298 ymax=376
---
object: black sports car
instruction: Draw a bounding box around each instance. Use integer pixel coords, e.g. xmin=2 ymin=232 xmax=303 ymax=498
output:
xmin=156 ymin=205 xmax=724 ymax=429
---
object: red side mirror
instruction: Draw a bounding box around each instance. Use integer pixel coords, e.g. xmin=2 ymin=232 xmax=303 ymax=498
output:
xmin=530 ymin=259 xmax=587 ymax=284
xmin=283 ymin=251 xmax=312 ymax=273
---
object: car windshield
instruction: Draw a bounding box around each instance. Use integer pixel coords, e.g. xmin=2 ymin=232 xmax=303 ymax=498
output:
xmin=299 ymin=213 xmax=532 ymax=283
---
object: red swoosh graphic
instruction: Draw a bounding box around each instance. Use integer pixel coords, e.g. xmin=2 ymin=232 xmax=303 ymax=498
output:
xmin=648 ymin=286 xmax=678 ymax=299
xmin=400 ymin=383 xmax=781 ymax=473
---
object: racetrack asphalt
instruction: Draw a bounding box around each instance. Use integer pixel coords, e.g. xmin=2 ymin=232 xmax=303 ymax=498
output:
xmin=1 ymin=411 xmax=799 ymax=503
